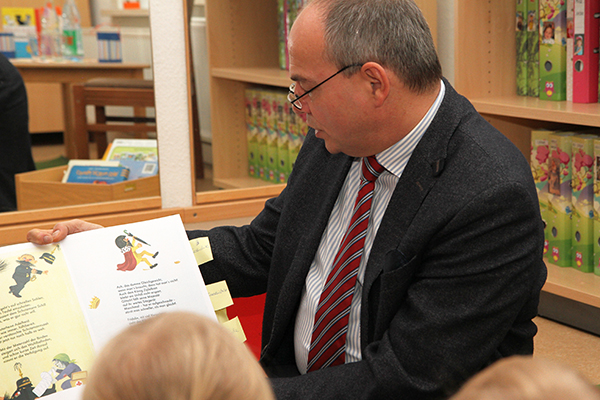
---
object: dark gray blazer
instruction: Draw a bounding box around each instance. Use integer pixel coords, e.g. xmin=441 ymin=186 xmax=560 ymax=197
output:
xmin=190 ymin=80 xmax=547 ymax=399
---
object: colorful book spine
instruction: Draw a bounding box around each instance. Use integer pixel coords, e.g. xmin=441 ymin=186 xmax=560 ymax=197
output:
xmin=244 ymin=88 xmax=261 ymax=178
xmin=531 ymin=129 xmax=551 ymax=258
xmin=547 ymin=131 xmax=576 ymax=267
xmin=264 ymin=90 xmax=280 ymax=183
xmin=539 ymin=0 xmax=567 ymax=101
xmin=566 ymin=0 xmax=574 ymax=101
xmin=527 ymin=0 xmax=540 ymax=97
xmin=245 ymin=87 xmax=306 ymax=183
xmin=592 ymin=139 xmax=600 ymax=274
xmin=276 ymin=93 xmax=291 ymax=183
xmin=517 ymin=0 xmax=529 ymax=96
xmin=571 ymin=133 xmax=597 ymax=272
xmin=572 ymin=0 xmax=600 ymax=103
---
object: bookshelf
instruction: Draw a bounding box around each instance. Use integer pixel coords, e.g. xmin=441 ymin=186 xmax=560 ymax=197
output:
xmin=203 ymin=0 xmax=436 ymax=190
xmin=454 ymin=1 xmax=600 ymax=312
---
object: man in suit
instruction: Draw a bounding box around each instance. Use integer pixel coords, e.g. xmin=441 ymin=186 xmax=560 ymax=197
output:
xmin=28 ymin=0 xmax=546 ymax=398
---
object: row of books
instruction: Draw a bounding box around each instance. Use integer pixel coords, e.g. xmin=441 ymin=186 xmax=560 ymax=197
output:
xmin=516 ymin=0 xmax=600 ymax=103
xmin=245 ymin=87 xmax=308 ymax=183
xmin=531 ymin=129 xmax=600 ymax=274
xmin=62 ymin=139 xmax=159 ymax=184
xmin=277 ymin=0 xmax=305 ymax=70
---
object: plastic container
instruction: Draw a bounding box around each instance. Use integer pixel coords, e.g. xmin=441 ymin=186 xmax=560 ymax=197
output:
xmin=40 ymin=1 xmax=61 ymax=60
xmin=62 ymin=0 xmax=84 ymax=61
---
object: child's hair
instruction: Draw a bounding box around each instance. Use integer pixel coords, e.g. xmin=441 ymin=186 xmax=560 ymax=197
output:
xmin=83 ymin=311 xmax=274 ymax=400
xmin=450 ymin=355 xmax=600 ymax=400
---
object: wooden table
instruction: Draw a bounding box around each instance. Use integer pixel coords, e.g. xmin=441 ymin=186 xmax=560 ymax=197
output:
xmin=12 ymin=59 xmax=150 ymax=159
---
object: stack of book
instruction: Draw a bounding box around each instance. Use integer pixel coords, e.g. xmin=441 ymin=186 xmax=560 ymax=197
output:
xmin=244 ymin=87 xmax=308 ymax=184
xmin=531 ymin=129 xmax=600 ymax=274
xmin=517 ymin=0 xmax=600 ymax=103
xmin=62 ymin=138 xmax=159 ymax=184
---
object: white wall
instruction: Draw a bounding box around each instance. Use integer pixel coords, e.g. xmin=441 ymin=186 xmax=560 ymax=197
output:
xmin=149 ymin=0 xmax=193 ymax=208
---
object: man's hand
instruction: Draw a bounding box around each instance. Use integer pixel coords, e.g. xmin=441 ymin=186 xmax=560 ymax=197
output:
xmin=27 ymin=219 xmax=104 ymax=245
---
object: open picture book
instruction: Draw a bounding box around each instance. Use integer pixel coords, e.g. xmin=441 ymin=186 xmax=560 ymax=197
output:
xmin=0 ymin=215 xmax=215 ymax=400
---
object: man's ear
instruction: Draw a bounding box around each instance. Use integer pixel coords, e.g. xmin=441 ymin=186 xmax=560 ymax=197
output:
xmin=361 ymin=62 xmax=389 ymax=106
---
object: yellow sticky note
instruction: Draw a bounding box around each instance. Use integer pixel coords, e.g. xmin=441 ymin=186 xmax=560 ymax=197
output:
xmin=215 ymin=308 xmax=229 ymax=324
xmin=222 ymin=316 xmax=247 ymax=342
xmin=189 ymin=237 xmax=213 ymax=265
xmin=206 ymin=280 xmax=234 ymax=311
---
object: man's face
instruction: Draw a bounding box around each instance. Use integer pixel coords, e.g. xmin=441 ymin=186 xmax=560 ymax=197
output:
xmin=288 ymin=6 xmax=370 ymax=157
xmin=19 ymin=254 xmax=34 ymax=263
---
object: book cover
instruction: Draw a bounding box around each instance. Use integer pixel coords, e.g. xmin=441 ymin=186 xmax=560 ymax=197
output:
xmin=517 ymin=0 xmax=529 ymax=96
xmin=0 ymin=215 xmax=215 ymax=399
xmin=571 ymin=0 xmax=600 ymax=103
xmin=527 ymin=0 xmax=540 ymax=97
xmin=62 ymin=160 xmax=129 ymax=184
xmin=539 ymin=0 xmax=567 ymax=101
xmin=1 ymin=7 xmax=36 ymax=28
xmin=103 ymin=139 xmax=158 ymax=180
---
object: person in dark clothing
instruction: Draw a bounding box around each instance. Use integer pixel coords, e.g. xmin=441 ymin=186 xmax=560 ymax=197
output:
xmin=0 ymin=53 xmax=35 ymax=212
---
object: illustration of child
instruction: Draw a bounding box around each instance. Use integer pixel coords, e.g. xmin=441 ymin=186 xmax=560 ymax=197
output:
xmin=574 ymin=35 xmax=583 ymax=55
xmin=542 ymin=22 xmax=555 ymax=44
xmin=115 ymin=234 xmax=158 ymax=271
xmin=8 ymin=254 xmax=48 ymax=298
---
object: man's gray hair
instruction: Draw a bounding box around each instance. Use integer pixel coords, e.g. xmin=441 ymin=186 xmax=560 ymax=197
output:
xmin=309 ymin=0 xmax=442 ymax=93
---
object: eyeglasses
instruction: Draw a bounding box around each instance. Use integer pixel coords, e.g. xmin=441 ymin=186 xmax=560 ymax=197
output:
xmin=287 ymin=64 xmax=362 ymax=110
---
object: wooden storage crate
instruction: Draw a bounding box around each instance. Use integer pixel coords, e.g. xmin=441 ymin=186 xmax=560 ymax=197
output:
xmin=15 ymin=166 xmax=160 ymax=210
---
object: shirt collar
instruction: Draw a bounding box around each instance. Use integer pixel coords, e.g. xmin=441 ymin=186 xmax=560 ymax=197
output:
xmin=376 ymin=79 xmax=445 ymax=178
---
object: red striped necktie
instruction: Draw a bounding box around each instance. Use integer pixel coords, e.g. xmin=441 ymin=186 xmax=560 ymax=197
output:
xmin=307 ymin=155 xmax=385 ymax=371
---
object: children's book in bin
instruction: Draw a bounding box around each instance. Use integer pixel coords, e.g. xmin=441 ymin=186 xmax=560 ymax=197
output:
xmin=103 ymin=139 xmax=158 ymax=180
xmin=62 ymin=160 xmax=129 ymax=184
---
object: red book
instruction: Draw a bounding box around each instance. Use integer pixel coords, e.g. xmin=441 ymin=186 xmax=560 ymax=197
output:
xmin=572 ymin=0 xmax=600 ymax=103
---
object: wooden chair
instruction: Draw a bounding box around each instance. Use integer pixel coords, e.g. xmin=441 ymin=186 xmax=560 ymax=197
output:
xmin=72 ymin=77 xmax=204 ymax=178
xmin=72 ymin=78 xmax=156 ymax=160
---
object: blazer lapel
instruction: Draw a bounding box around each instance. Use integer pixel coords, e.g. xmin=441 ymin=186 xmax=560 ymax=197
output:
xmin=361 ymin=80 xmax=465 ymax=344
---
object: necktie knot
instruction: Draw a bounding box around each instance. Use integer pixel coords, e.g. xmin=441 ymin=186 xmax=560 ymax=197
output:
xmin=362 ymin=156 xmax=385 ymax=182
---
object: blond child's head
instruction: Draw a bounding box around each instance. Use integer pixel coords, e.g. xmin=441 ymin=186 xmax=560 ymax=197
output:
xmin=451 ymin=356 xmax=600 ymax=400
xmin=83 ymin=311 xmax=274 ymax=400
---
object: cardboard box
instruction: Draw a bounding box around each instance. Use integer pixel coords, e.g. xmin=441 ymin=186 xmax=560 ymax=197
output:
xmin=15 ymin=166 xmax=160 ymax=210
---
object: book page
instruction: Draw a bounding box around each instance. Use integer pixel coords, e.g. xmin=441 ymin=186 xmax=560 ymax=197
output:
xmin=59 ymin=214 xmax=215 ymax=353
xmin=0 ymin=242 xmax=95 ymax=399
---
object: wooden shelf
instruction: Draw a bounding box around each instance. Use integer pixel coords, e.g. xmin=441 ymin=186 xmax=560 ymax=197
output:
xmin=205 ymin=0 xmax=438 ymax=192
xmin=544 ymin=262 xmax=600 ymax=309
xmin=211 ymin=67 xmax=291 ymax=88
xmin=101 ymin=9 xmax=149 ymax=18
xmin=213 ymin=177 xmax=285 ymax=190
xmin=470 ymin=96 xmax=600 ymax=128
xmin=454 ymin=0 xmax=600 ymax=319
